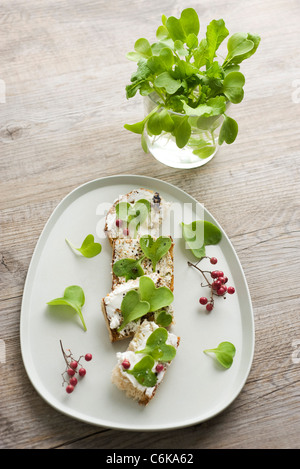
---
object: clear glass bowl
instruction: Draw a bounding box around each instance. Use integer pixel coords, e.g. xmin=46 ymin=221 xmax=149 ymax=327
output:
xmin=143 ymin=94 xmax=225 ymax=169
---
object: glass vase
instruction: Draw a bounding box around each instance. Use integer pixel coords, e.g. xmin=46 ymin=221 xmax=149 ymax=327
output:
xmin=143 ymin=93 xmax=225 ymax=169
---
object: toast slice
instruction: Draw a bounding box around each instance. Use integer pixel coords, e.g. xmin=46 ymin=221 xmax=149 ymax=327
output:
xmin=111 ymin=320 xmax=180 ymax=405
xmin=104 ymin=188 xmax=170 ymax=245
xmin=101 ymin=273 xmax=174 ymax=342
xmin=111 ymin=236 xmax=174 ymax=291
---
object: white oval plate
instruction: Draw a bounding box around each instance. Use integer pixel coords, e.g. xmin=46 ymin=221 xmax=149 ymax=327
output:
xmin=20 ymin=175 xmax=254 ymax=431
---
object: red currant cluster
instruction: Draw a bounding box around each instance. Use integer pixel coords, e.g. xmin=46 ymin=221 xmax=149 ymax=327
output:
xmin=188 ymin=256 xmax=235 ymax=312
xmin=60 ymin=340 xmax=92 ymax=394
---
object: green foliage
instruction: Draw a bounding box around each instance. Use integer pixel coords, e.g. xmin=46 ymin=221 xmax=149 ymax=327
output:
xmin=124 ymin=8 xmax=260 ymax=152
xmin=136 ymin=327 xmax=176 ymax=362
xmin=118 ymin=276 xmax=174 ymax=331
xmin=181 ymin=220 xmax=222 ymax=258
xmin=204 ymin=341 xmax=236 ymax=369
xmin=47 ymin=285 xmax=87 ymax=331
xmin=113 ymin=256 xmax=145 ymax=281
xmin=115 ymin=199 xmax=151 ymax=236
xmin=125 ymin=355 xmax=157 ymax=387
xmin=139 ymin=235 xmax=172 ymax=271
xmin=65 ymin=234 xmax=102 ymax=258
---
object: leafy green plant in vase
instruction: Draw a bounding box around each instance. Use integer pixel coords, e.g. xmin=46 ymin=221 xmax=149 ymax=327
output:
xmin=124 ymin=8 xmax=260 ymax=169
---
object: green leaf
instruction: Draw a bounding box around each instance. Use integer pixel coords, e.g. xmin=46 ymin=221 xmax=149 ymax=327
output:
xmin=118 ymin=290 xmax=150 ymax=331
xmin=125 ymin=355 xmax=157 ymax=387
xmin=193 ymin=144 xmax=216 ymax=159
xmin=206 ymin=96 xmax=227 ymax=115
xmin=193 ymin=38 xmax=209 ymax=68
xmin=47 ymin=285 xmax=87 ymax=331
xmin=154 ymin=71 xmax=182 ymax=94
xmin=116 ymin=199 xmax=151 ymax=226
xmin=229 ymin=33 xmax=260 ymax=65
xmin=113 ymin=256 xmax=145 ymax=281
xmin=183 ymin=102 xmax=214 ymax=117
xmin=218 ymin=114 xmax=238 ymax=145
xmin=154 ymin=309 xmax=173 ymax=327
xmin=124 ymin=120 xmax=145 ymax=135
xmin=147 ymin=112 xmax=163 ymax=136
xmin=65 ymin=234 xmax=102 ymax=258
xmin=186 ymin=33 xmax=198 ymax=50
xmin=165 ymin=15 xmax=186 ymax=42
xmin=139 ymin=235 xmax=172 ymax=271
xmin=222 ymin=71 xmax=245 ymax=104
xmin=134 ymin=38 xmax=153 ymax=58
xmin=224 ymin=32 xmax=254 ymax=65
xmin=172 ymin=115 xmax=191 ymax=148
xmin=159 ymin=109 xmax=175 ymax=132
xmin=180 ymin=8 xmax=200 ymax=37
xmin=136 ymin=327 xmax=177 ymax=362
xmin=139 ymin=276 xmax=174 ymax=312
xmin=206 ymin=19 xmax=229 ymax=64
xmin=204 ymin=341 xmax=236 ymax=369
xmin=181 ymin=220 xmax=222 ymax=258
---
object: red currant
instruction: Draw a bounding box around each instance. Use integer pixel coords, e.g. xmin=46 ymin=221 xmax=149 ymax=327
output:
xmin=69 ymin=377 xmax=78 ymax=386
xmin=210 ymin=257 xmax=218 ymax=265
xmin=211 ymin=271 xmax=219 ymax=279
xmin=206 ymin=303 xmax=214 ymax=312
xmin=217 ymin=286 xmax=226 ymax=296
xmin=67 ymin=368 xmax=75 ymax=377
xmin=212 ymin=280 xmax=222 ymax=290
xmin=66 ymin=384 xmax=74 ymax=394
xmin=70 ymin=361 xmax=78 ymax=369
xmin=121 ymin=359 xmax=130 ymax=370
xmin=217 ymin=271 xmax=224 ymax=278
xmin=199 ymin=297 xmax=208 ymax=305
xmin=155 ymin=364 xmax=164 ymax=373
xmin=78 ymin=368 xmax=86 ymax=377
xmin=218 ymin=276 xmax=226 ymax=284
xmin=85 ymin=353 xmax=92 ymax=362
xmin=227 ymin=286 xmax=235 ymax=294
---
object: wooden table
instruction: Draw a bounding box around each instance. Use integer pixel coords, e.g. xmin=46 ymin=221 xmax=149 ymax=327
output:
xmin=1 ymin=0 xmax=299 ymax=450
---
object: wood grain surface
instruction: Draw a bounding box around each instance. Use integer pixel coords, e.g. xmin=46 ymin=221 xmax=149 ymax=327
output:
xmin=0 ymin=0 xmax=299 ymax=449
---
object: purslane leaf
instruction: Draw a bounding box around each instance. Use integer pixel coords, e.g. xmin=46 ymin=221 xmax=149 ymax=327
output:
xmin=218 ymin=114 xmax=238 ymax=145
xmin=139 ymin=276 xmax=174 ymax=312
xmin=65 ymin=234 xmax=102 ymax=258
xmin=224 ymin=32 xmax=254 ymax=65
xmin=119 ymin=290 xmax=150 ymax=331
xmin=204 ymin=341 xmax=236 ymax=369
xmin=206 ymin=19 xmax=229 ymax=64
xmin=180 ymin=8 xmax=200 ymax=37
xmin=222 ymin=71 xmax=245 ymax=104
xmin=181 ymin=220 xmax=222 ymax=258
xmin=139 ymin=235 xmax=172 ymax=271
xmin=47 ymin=285 xmax=87 ymax=331
xmin=125 ymin=355 xmax=157 ymax=387
xmin=136 ymin=327 xmax=177 ymax=362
